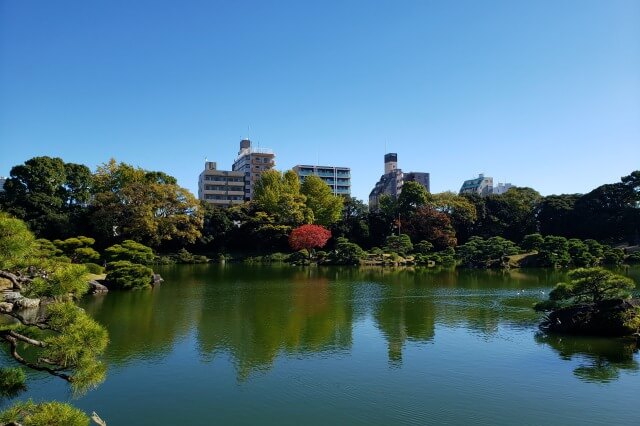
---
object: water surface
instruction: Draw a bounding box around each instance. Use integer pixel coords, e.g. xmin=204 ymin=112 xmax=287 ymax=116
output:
xmin=3 ymin=265 xmax=639 ymax=425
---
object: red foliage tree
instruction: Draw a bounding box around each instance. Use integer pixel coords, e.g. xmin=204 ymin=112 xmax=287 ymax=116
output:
xmin=289 ymin=224 xmax=332 ymax=253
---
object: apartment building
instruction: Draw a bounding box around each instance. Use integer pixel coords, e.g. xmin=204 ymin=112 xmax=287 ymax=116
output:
xmin=292 ymin=165 xmax=351 ymax=196
xmin=369 ymin=153 xmax=430 ymax=210
xmin=459 ymin=174 xmax=494 ymax=196
xmin=198 ymin=162 xmax=245 ymax=207
xmin=232 ymin=139 xmax=275 ymax=201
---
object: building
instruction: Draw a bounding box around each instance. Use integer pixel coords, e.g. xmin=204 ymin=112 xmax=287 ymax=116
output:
xmin=232 ymin=139 xmax=275 ymax=201
xmin=292 ymin=165 xmax=351 ymax=196
xmin=459 ymin=174 xmax=494 ymax=196
xmin=492 ymin=182 xmax=514 ymax=195
xmin=0 ymin=177 xmax=6 ymax=192
xmin=198 ymin=162 xmax=245 ymax=207
xmin=369 ymin=153 xmax=431 ymax=210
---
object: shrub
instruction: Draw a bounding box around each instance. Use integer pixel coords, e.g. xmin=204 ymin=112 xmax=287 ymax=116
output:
xmin=83 ymin=263 xmax=104 ymax=275
xmin=175 ymin=248 xmax=209 ymax=264
xmin=627 ymin=251 xmax=640 ymax=264
xmin=73 ymin=247 xmax=100 ymax=263
xmin=0 ymin=367 xmax=26 ymax=397
xmin=105 ymin=261 xmax=154 ymax=290
xmin=413 ymin=240 xmax=434 ymax=255
xmin=104 ymin=240 xmax=155 ymax=265
xmin=329 ymin=238 xmax=365 ymax=265
xmin=602 ymin=248 xmax=625 ymax=266
xmin=384 ymin=234 xmax=413 ymax=256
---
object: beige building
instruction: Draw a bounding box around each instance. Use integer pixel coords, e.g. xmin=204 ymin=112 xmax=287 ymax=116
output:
xmin=232 ymin=139 xmax=275 ymax=201
xmin=198 ymin=162 xmax=245 ymax=207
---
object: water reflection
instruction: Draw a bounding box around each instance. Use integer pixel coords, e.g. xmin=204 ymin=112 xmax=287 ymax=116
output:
xmin=78 ymin=265 xmax=640 ymax=383
xmin=196 ymin=267 xmax=354 ymax=380
xmin=535 ymin=333 xmax=640 ymax=383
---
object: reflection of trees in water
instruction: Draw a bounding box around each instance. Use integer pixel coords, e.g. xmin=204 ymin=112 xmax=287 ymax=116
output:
xmin=535 ymin=333 xmax=639 ymax=383
xmin=373 ymin=278 xmax=436 ymax=366
xmin=81 ymin=267 xmax=200 ymax=364
xmin=196 ymin=266 xmax=354 ymax=380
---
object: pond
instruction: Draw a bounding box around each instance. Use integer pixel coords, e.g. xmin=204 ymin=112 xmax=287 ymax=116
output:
xmin=3 ymin=265 xmax=640 ymax=425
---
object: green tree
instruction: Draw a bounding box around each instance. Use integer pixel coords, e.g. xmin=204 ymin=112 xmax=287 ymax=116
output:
xmin=537 ymin=235 xmax=571 ymax=268
xmin=0 ymin=400 xmax=90 ymax=426
xmin=384 ymin=234 xmax=413 ymax=256
xmin=104 ymin=240 xmax=156 ymax=264
xmin=397 ymin=181 xmax=428 ymax=214
xmin=90 ymin=159 xmax=203 ymax=247
xmin=253 ymin=170 xmax=312 ymax=225
xmin=328 ymin=237 xmax=365 ymax=265
xmin=456 ymin=236 xmax=519 ymax=268
xmin=1 ymin=157 xmax=93 ymax=238
xmin=547 ymin=268 xmax=635 ymax=306
xmin=521 ymin=233 xmax=544 ymax=252
xmin=0 ymin=215 xmax=108 ymax=395
xmin=300 ymin=175 xmax=343 ymax=226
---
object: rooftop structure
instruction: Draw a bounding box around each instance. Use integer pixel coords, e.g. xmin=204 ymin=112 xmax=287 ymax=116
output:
xmin=292 ymin=165 xmax=351 ymax=196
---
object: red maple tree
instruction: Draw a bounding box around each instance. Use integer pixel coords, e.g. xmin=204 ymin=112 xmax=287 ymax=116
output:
xmin=289 ymin=224 xmax=332 ymax=252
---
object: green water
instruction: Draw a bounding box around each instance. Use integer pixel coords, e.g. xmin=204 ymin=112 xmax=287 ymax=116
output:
xmin=3 ymin=265 xmax=640 ymax=425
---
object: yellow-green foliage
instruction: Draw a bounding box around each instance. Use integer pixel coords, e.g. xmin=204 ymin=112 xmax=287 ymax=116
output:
xmin=0 ymin=399 xmax=89 ymax=426
xmin=43 ymin=302 xmax=108 ymax=393
xmin=0 ymin=367 xmax=26 ymax=397
xmin=26 ymin=263 xmax=89 ymax=299
xmin=0 ymin=213 xmax=36 ymax=269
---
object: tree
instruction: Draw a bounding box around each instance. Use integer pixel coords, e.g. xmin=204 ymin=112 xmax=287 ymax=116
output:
xmin=253 ymin=170 xmax=312 ymax=226
xmin=300 ymin=175 xmax=343 ymax=226
xmin=104 ymin=240 xmax=155 ymax=264
xmin=428 ymin=191 xmax=477 ymax=243
xmin=0 ymin=400 xmax=90 ymax=426
xmin=331 ymin=197 xmax=369 ymax=248
xmin=105 ymin=261 xmax=155 ymax=290
xmin=384 ymin=234 xmax=413 ymax=256
xmin=90 ymin=159 xmax=203 ymax=247
xmin=537 ymin=235 xmax=571 ymax=267
xmin=547 ymin=268 xmax=635 ymax=306
xmin=397 ymin=181 xmax=428 ymax=214
xmin=328 ymin=237 xmax=365 ymax=265
xmin=521 ymin=233 xmax=544 ymax=252
xmin=1 ymin=157 xmax=93 ymax=238
xmin=456 ymin=236 xmax=519 ymax=268
xmin=0 ymin=214 xmax=108 ymax=396
xmin=288 ymin=224 xmax=332 ymax=256
xmin=535 ymin=194 xmax=581 ymax=237
xmin=400 ymin=205 xmax=457 ymax=250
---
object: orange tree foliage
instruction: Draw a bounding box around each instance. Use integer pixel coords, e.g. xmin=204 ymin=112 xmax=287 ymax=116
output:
xmin=289 ymin=224 xmax=332 ymax=251
xmin=400 ymin=206 xmax=457 ymax=250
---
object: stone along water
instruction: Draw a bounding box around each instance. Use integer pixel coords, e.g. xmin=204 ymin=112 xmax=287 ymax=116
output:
xmin=2 ymin=265 xmax=639 ymax=425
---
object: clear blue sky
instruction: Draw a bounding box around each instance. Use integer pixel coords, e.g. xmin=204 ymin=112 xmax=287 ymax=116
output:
xmin=1 ymin=0 xmax=639 ymax=201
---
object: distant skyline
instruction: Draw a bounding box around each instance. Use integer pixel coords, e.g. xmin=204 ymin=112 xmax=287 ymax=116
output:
xmin=1 ymin=0 xmax=639 ymax=201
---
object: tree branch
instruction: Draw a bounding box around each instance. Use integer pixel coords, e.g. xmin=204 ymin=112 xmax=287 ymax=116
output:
xmin=0 ymin=270 xmax=26 ymax=291
xmin=1 ymin=333 xmax=72 ymax=382
xmin=8 ymin=330 xmax=47 ymax=347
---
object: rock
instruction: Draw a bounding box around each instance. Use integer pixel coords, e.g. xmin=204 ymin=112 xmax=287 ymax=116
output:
xmin=0 ymin=277 xmax=13 ymax=291
xmin=0 ymin=302 xmax=14 ymax=312
xmin=2 ymin=291 xmax=41 ymax=309
xmin=88 ymin=280 xmax=109 ymax=294
xmin=151 ymin=273 xmax=164 ymax=286
xmin=541 ymin=298 xmax=640 ymax=337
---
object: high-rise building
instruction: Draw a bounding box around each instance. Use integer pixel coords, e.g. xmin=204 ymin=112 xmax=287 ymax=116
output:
xmin=292 ymin=165 xmax=351 ymax=196
xmin=369 ymin=153 xmax=430 ymax=210
xmin=0 ymin=177 xmax=6 ymax=192
xmin=492 ymin=182 xmax=514 ymax=195
xmin=198 ymin=161 xmax=245 ymax=207
xmin=459 ymin=174 xmax=493 ymax=196
xmin=232 ymin=139 xmax=275 ymax=201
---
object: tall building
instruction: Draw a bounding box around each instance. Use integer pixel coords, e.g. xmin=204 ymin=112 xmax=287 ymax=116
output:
xmin=292 ymin=165 xmax=351 ymax=196
xmin=232 ymin=139 xmax=275 ymax=201
xmin=369 ymin=153 xmax=430 ymax=210
xmin=459 ymin=174 xmax=493 ymax=196
xmin=0 ymin=177 xmax=6 ymax=192
xmin=198 ymin=162 xmax=245 ymax=207
xmin=492 ymin=182 xmax=514 ymax=195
